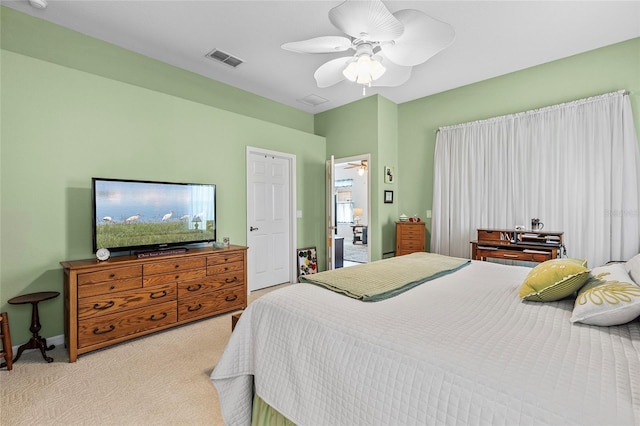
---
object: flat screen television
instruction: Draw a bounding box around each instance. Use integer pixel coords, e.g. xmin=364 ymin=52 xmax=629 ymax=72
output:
xmin=92 ymin=177 xmax=216 ymax=253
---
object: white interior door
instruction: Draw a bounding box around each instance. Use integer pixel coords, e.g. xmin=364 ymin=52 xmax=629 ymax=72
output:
xmin=247 ymin=150 xmax=291 ymax=290
xmin=326 ymin=155 xmax=336 ymax=270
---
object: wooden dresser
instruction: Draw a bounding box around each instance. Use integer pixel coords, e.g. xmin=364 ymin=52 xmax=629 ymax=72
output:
xmin=395 ymin=221 xmax=426 ymax=256
xmin=471 ymin=229 xmax=563 ymax=263
xmin=61 ymin=245 xmax=247 ymax=362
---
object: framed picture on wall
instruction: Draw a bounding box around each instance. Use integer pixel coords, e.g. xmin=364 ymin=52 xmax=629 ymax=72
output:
xmin=384 ymin=190 xmax=394 ymax=204
xmin=384 ymin=166 xmax=395 ymax=183
xmin=297 ymin=246 xmax=318 ymax=277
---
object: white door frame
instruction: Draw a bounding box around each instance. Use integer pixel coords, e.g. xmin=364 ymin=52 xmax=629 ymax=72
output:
xmin=333 ymin=153 xmax=371 ymax=263
xmin=246 ymin=146 xmax=298 ymax=287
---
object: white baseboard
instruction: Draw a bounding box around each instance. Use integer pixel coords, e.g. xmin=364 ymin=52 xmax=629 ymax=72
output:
xmin=11 ymin=334 xmax=65 ymax=356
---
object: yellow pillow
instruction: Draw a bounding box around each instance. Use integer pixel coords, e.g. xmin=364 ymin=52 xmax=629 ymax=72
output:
xmin=520 ymin=258 xmax=590 ymax=302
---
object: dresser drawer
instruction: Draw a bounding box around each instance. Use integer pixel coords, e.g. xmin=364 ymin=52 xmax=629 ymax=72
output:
xmin=78 ymin=300 xmax=177 ymax=348
xmin=399 ymin=233 xmax=424 ymax=242
xmin=207 ymin=252 xmax=245 ymax=267
xmin=400 ymin=227 xmax=424 ymax=238
xmin=177 ymin=275 xmax=243 ymax=298
xmin=78 ymin=277 xmax=142 ymax=299
xmin=143 ymin=257 xmax=206 ymax=275
xmin=207 ymin=260 xmax=244 ymax=276
xmin=477 ymin=229 xmax=504 ymax=242
xmin=78 ymin=283 xmax=177 ymax=319
xmin=476 ymin=248 xmax=551 ymax=262
xmin=400 ymin=239 xmax=424 ymax=250
xmin=142 ymin=268 xmax=206 ymax=287
xmin=78 ymin=265 xmax=142 ymax=286
xmin=178 ymin=286 xmax=245 ymax=322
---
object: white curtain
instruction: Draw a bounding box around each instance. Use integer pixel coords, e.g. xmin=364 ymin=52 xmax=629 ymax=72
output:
xmin=432 ymin=90 xmax=640 ymax=267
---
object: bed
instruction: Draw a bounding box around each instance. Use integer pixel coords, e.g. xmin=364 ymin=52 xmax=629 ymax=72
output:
xmin=211 ymin=253 xmax=640 ymax=425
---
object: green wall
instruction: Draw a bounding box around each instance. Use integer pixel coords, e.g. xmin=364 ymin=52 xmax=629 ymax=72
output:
xmin=397 ymin=37 xmax=640 ymax=250
xmin=0 ymin=6 xmax=314 ymax=133
xmin=1 ymin=46 xmax=325 ymax=345
xmin=376 ymin=97 xmax=399 ymax=257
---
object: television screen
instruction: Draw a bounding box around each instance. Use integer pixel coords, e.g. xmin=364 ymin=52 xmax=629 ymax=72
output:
xmin=92 ymin=178 xmax=216 ymax=253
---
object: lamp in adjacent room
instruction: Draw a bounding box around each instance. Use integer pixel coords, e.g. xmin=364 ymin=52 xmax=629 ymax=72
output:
xmin=353 ymin=207 xmax=364 ymax=225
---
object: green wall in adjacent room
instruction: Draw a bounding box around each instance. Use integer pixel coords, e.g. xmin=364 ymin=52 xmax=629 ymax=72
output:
xmin=397 ymin=37 xmax=640 ymax=251
xmin=1 ymin=49 xmax=325 ymax=345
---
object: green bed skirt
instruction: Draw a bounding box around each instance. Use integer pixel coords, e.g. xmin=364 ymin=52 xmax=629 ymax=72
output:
xmin=251 ymin=394 xmax=296 ymax=426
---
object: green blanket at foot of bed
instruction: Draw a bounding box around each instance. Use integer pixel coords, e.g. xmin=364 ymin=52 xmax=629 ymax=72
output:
xmin=299 ymin=252 xmax=470 ymax=301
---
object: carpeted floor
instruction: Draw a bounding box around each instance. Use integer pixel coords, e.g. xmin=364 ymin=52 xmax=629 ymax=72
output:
xmin=0 ymin=284 xmax=287 ymax=426
xmin=343 ymin=241 xmax=368 ymax=263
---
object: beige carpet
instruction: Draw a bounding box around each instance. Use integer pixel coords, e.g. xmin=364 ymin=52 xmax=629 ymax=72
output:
xmin=0 ymin=284 xmax=288 ymax=426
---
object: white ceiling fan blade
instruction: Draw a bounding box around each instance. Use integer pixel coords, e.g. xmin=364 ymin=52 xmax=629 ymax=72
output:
xmin=314 ymin=57 xmax=352 ymax=88
xmin=281 ymin=36 xmax=352 ymax=54
xmin=371 ymin=52 xmax=412 ymax=87
xmin=329 ymin=0 xmax=403 ymax=42
xmin=381 ymin=9 xmax=455 ymax=67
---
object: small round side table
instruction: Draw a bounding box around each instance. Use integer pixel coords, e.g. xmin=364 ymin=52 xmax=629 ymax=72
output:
xmin=8 ymin=291 xmax=60 ymax=363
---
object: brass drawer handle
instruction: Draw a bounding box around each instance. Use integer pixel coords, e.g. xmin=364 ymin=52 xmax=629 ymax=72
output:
xmin=188 ymin=303 xmax=203 ymax=312
xmin=150 ymin=290 xmax=167 ymax=299
xmin=150 ymin=312 xmax=167 ymax=321
xmin=502 ymin=254 xmax=520 ymax=258
xmin=225 ymin=277 xmax=238 ymax=284
xmin=93 ymin=325 xmax=115 ymax=335
xmin=187 ymin=284 xmax=202 ymax=292
xmin=225 ymin=294 xmax=238 ymax=302
xmin=93 ymin=301 xmax=115 ymax=310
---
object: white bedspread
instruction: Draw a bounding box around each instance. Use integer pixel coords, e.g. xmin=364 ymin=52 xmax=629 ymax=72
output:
xmin=211 ymin=260 xmax=640 ymax=425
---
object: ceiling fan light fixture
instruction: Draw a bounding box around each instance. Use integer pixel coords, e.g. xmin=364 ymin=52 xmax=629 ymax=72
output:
xmin=342 ymin=55 xmax=386 ymax=85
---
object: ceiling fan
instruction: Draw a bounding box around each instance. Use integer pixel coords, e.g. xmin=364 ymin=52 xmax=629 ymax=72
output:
xmin=281 ymin=0 xmax=455 ymax=93
xmin=345 ymin=160 xmax=368 ymax=175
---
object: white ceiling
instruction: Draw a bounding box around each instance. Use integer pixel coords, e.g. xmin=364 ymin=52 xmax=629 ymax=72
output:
xmin=4 ymin=0 xmax=640 ymax=114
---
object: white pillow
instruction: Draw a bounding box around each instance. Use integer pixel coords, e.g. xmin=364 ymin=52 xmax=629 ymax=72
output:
xmin=626 ymin=253 xmax=640 ymax=285
xmin=571 ymin=263 xmax=640 ymax=326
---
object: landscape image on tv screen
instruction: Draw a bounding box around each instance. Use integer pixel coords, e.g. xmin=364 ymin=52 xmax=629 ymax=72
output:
xmin=93 ymin=178 xmax=216 ymax=252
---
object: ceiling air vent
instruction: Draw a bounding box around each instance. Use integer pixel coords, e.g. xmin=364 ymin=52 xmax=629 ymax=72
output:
xmin=205 ymin=49 xmax=244 ymax=68
xmin=298 ymin=94 xmax=328 ymax=107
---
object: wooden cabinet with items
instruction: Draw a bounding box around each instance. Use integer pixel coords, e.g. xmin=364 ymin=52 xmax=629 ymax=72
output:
xmin=396 ymin=221 xmax=426 ymax=256
xmin=471 ymin=229 xmax=563 ymax=263
xmin=61 ymin=245 xmax=247 ymax=362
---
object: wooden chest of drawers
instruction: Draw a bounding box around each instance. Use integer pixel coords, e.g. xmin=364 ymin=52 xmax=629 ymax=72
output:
xmin=395 ymin=221 xmax=426 ymax=256
xmin=61 ymin=245 xmax=247 ymax=362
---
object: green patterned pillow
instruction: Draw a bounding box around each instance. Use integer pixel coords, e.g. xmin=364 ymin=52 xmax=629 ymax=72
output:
xmin=571 ymin=263 xmax=640 ymax=326
xmin=519 ymin=258 xmax=589 ymax=302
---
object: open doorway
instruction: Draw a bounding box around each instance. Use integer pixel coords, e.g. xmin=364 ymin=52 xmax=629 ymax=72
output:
xmin=334 ymin=154 xmax=370 ymax=266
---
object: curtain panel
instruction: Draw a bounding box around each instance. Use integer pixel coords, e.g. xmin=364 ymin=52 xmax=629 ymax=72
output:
xmin=432 ymin=91 xmax=640 ymax=267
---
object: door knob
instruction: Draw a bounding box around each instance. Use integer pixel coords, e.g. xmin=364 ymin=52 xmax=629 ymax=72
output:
xmin=250 ymin=226 xmax=259 ymax=231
